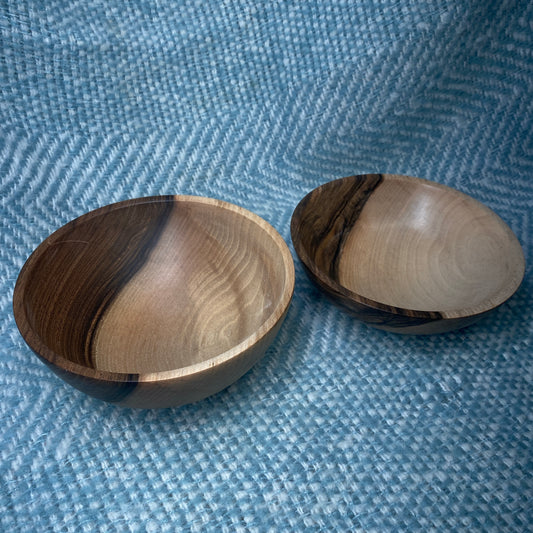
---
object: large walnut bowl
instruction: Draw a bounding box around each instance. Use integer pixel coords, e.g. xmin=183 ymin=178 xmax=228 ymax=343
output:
xmin=14 ymin=196 xmax=295 ymax=408
xmin=291 ymin=174 xmax=525 ymax=334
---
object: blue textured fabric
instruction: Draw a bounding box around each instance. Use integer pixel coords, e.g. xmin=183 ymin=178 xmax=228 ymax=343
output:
xmin=1 ymin=1 xmax=532 ymax=530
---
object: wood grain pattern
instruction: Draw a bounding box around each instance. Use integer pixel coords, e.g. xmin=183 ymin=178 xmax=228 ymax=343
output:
xmin=13 ymin=196 xmax=295 ymax=407
xmin=291 ymin=174 xmax=525 ymax=334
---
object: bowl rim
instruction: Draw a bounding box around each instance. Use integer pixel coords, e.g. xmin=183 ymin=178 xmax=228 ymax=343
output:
xmin=13 ymin=195 xmax=295 ymax=383
xmin=290 ymin=173 xmax=525 ymax=321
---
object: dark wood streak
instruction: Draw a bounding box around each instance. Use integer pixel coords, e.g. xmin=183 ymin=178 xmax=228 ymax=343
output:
xmin=20 ymin=197 xmax=175 ymax=375
xmin=307 ymin=173 xmax=384 ymax=281
xmin=44 ymin=362 xmax=140 ymax=404
xmin=300 ymin=259 xmax=444 ymax=329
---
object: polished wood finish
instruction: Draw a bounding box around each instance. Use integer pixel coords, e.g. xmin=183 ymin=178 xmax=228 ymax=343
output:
xmin=291 ymin=174 xmax=525 ymax=334
xmin=14 ymin=196 xmax=295 ymax=407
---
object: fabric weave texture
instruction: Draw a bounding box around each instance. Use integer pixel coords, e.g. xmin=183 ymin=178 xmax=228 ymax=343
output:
xmin=1 ymin=1 xmax=532 ymax=531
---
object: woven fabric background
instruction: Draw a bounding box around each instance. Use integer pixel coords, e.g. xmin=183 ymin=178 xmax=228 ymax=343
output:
xmin=1 ymin=1 xmax=532 ymax=531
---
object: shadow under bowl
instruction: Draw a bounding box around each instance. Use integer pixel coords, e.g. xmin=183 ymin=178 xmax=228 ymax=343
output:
xmin=290 ymin=174 xmax=525 ymax=334
xmin=14 ymin=196 xmax=295 ymax=408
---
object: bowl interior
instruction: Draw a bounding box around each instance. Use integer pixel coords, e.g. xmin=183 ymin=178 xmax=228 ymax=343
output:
xmin=17 ymin=196 xmax=293 ymax=374
xmin=292 ymin=174 xmax=524 ymax=318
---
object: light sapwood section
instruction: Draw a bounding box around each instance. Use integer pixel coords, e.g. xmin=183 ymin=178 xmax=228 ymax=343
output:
xmin=338 ymin=175 xmax=524 ymax=316
xmin=94 ymin=200 xmax=288 ymax=374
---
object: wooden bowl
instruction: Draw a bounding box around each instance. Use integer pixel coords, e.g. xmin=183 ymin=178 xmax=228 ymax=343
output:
xmin=291 ymin=174 xmax=525 ymax=334
xmin=13 ymin=196 xmax=295 ymax=408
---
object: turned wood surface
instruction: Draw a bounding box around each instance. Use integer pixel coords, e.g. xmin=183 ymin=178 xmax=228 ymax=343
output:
xmin=291 ymin=174 xmax=525 ymax=333
xmin=13 ymin=196 xmax=295 ymax=407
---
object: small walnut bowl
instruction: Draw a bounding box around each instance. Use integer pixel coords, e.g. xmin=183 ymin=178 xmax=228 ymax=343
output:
xmin=291 ymin=174 xmax=525 ymax=334
xmin=14 ymin=196 xmax=295 ymax=408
